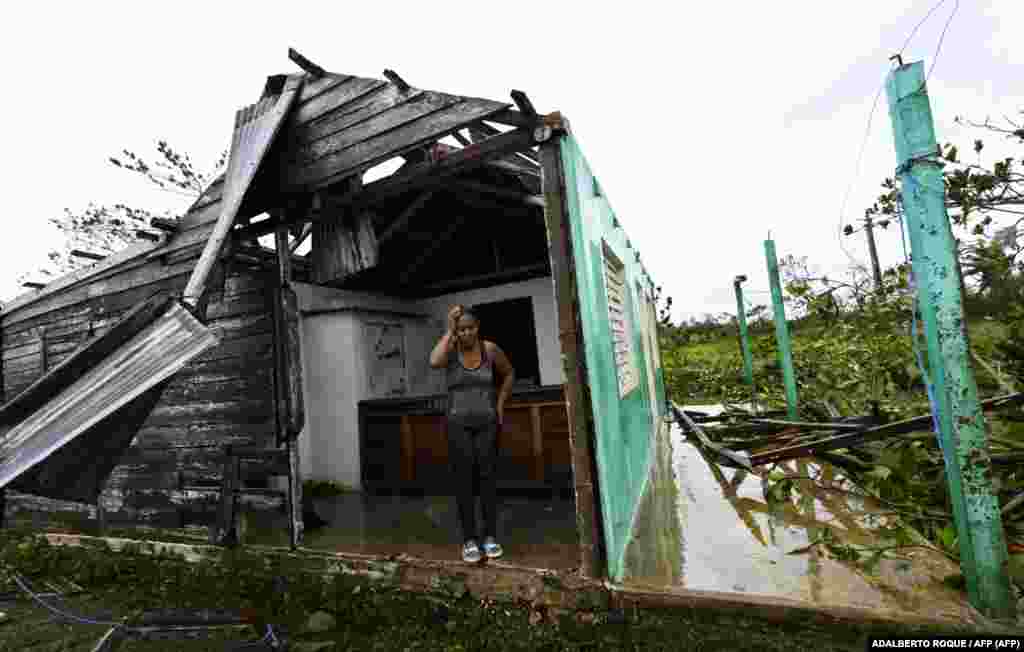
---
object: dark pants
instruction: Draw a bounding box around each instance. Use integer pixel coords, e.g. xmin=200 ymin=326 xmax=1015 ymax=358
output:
xmin=447 ymin=418 xmax=499 ymax=543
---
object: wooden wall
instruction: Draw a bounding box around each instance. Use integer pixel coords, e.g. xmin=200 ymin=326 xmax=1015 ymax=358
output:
xmin=0 ymin=219 xmax=279 ymax=528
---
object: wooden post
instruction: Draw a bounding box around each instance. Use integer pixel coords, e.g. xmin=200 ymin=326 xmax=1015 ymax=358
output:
xmin=733 ymin=276 xmax=757 ymax=412
xmin=400 ymin=415 xmax=415 ymax=483
xmin=275 ymin=221 xmax=304 ymax=550
xmin=764 ymin=239 xmax=799 ymax=419
xmin=886 ymin=60 xmax=1013 ymax=619
xmin=530 ymin=405 xmax=545 ymax=483
xmin=539 ymin=136 xmax=605 ymax=579
xmin=864 ymin=216 xmax=884 ymax=294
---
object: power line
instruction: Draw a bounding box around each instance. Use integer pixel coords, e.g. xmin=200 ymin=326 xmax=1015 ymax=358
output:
xmin=836 ymin=0 xmax=960 ymax=274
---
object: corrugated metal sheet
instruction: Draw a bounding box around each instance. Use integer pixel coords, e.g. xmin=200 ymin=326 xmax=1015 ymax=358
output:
xmin=0 ymin=301 xmax=219 ymax=500
xmin=183 ymin=75 xmax=304 ymax=307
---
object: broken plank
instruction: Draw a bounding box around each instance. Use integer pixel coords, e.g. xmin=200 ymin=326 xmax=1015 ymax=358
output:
xmin=342 ymin=127 xmax=537 ymax=208
xmin=286 ymin=99 xmax=511 ymax=190
xmin=289 ymin=76 xmax=384 ymax=128
xmin=293 ymin=84 xmax=429 ymax=147
xmin=748 ymin=392 xmax=1024 ymax=466
xmin=291 ymin=91 xmax=449 ymax=167
xmin=1 ymin=238 xmax=170 ymax=319
xmin=671 ymin=404 xmax=752 ymax=470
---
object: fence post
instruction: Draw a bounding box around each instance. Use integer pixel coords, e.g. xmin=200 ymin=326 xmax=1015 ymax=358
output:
xmin=733 ymin=276 xmax=757 ymax=412
xmin=764 ymin=239 xmax=799 ymax=419
xmin=885 ymin=60 xmax=1013 ymax=619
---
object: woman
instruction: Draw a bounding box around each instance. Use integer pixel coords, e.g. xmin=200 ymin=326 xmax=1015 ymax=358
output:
xmin=429 ymin=304 xmax=515 ymax=562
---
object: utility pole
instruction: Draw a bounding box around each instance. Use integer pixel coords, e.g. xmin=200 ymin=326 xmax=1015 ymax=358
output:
xmin=864 ymin=216 xmax=884 ymax=293
xmin=764 ymin=239 xmax=799 ymax=419
xmin=886 ymin=59 xmax=1013 ymax=619
xmin=733 ymin=275 xmax=757 ymax=413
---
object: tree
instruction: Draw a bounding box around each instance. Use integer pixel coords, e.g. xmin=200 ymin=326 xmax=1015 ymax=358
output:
xmin=17 ymin=141 xmax=226 ymax=285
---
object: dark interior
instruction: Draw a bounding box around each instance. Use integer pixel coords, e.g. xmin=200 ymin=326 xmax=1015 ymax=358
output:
xmin=472 ymin=297 xmax=540 ymax=387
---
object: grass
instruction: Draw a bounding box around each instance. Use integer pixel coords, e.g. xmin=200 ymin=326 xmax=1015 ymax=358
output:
xmin=1 ymin=528 xmax=991 ymax=651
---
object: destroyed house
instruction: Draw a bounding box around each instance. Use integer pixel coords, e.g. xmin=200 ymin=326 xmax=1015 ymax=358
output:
xmin=0 ymin=57 xmax=668 ymax=582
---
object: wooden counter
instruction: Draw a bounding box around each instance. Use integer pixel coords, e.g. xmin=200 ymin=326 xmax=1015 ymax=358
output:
xmin=359 ymin=386 xmax=571 ymax=493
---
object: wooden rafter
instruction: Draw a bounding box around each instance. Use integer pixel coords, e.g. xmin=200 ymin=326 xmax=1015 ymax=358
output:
xmin=238 ymin=127 xmax=540 ymax=239
xmin=451 ymin=179 xmax=544 ymax=207
xmin=70 ymin=250 xmax=105 ymax=261
xmin=378 ymin=190 xmax=436 ymax=244
xmin=421 ymin=263 xmax=549 ymax=294
xmin=288 ymin=47 xmax=326 ymax=78
xmin=468 ymin=123 xmax=539 ymax=169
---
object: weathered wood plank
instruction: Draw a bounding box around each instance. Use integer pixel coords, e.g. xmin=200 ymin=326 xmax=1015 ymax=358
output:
xmin=0 ymin=292 xmax=173 ymax=429
xmin=285 ymin=99 xmax=510 ymax=190
xmin=204 ymin=290 xmax=271 ymax=321
xmin=292 ymin=91 xmax=454 ymax=167
xmin=0 ymin=237 xmax=171 ymax=319
xmin=145 ymin=399 xmax=273 ymax=426
xmin=296 ymin=74 xmax=351 ymax=105
xmin=2 ymin=205 xmax=235 ymax=322
xmin=161 ymin=375 xmax=272 ymax=404
xmin=133 ymin=422 xmax=274 ymax=450
xmin=3 ymin=341 xmax=41 ymax=362
xmin=289 ymin=76 xmax=385 ymax=128
xmin=1 ymin=260 xmax=194 ymax=330
xmin=192 ymin=332 xmax=273 ymax=365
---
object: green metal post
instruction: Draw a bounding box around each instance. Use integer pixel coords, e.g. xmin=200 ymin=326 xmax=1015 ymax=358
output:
xmin=764 ymin=239 xmax=799 ymax=419
xmin=733 ymin=276 xmax=757 ymax=411
xmin=886 ymin=61 xmax=1013 ymax=619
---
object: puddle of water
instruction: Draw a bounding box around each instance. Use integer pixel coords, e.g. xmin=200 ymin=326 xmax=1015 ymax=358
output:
xmin=621 ymin=405 xmax=980 ymax=624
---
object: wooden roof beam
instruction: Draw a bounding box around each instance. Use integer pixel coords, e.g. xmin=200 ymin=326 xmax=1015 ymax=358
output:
xmin=485 ymin=108 xmax=534 ymax=128
xmin=378 ymin=190 xmax=436 ymax=244
xmin=236 ymin=127 xmax=541 ymax=240
xmin=382 ymin=69 xmax=411 ymax=93
xmin=510 ymin=90 xmax=538 ymax=120
xmin=451 ymin=179 xmax=544 ymax=208
xmin=420 ymin=263 xmax=550 ymax=294
xmin=150 ymin=217 xmax=179 ymax=232
xmin=288 ymin=48 xmax=326 ymax=78
xmin=469 ymin=122 xmax=539 ymax=165
xmin=70 ymin=249 xmax=105 ymax=261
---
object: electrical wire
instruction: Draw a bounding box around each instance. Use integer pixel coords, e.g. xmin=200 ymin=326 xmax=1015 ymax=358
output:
xmin=9 ymin=568 xmax=283 ymax=650
xmin=925 ymin=0 xmax=959 ymax=83
xmin=10 ymin=572 xmax=122 ymax=627
xmin=836 ymin=0 xmax=961 ymax=274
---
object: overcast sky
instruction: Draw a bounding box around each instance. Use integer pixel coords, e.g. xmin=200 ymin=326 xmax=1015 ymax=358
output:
xmin=1 ymin=0 xmax=1021 ymax=322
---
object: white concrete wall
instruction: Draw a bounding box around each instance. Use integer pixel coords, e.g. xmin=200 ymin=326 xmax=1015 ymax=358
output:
xmin=293 ymin=276 xmax=563 ymax=490
xmin=299 ymin=311 xmax=368 ymax=489
xmin=416 ymin=276 xmax=564 ymax=386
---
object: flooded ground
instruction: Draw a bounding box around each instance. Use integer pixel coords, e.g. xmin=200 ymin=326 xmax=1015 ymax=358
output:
xmin=620 ymin=405 xmax=988 ymax=625
xmin=242 ymin=491 xmax=580 ymax=571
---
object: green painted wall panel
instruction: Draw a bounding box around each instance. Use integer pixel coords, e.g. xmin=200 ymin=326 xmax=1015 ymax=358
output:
xmin=559 ymin=135 xmax=667 ymax=581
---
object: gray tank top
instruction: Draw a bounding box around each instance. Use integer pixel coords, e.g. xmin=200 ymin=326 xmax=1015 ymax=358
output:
xmin=446 ymin=343 xmax=497 ymax=425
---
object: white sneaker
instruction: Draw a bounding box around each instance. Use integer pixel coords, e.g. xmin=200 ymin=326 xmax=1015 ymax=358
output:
xmin=462 ymin=540 xmax=482 ymax=563
xmin=481 ymin=536 xmax=503 ymax=559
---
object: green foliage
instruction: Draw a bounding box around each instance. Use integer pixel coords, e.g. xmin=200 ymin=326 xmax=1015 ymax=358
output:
xmin=303 ymin=479 xmax=355 ymax=498
xmin=0 ymin=529 xmax=878 ymax=651
xmin=18 ymin=141 xmax=226 ymax=286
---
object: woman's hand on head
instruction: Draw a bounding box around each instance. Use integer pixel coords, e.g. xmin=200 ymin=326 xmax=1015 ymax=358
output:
xmin=447 ymin=305 xmax=464 ymax=333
